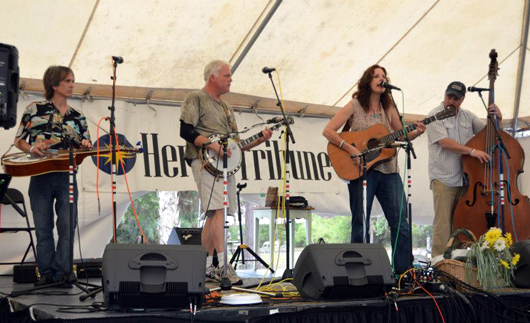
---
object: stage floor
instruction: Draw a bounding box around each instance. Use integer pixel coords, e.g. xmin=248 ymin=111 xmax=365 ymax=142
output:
xmin=1 ymin=272 xmax=530 ymax=323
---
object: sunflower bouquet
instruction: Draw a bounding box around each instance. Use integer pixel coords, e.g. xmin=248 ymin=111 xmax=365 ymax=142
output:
xmin=465 ymin=227 xmax=520 ymax=291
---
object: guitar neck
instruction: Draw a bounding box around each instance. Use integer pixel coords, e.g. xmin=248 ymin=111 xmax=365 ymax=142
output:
xmin=379 ymin=114 xmax=439 ymax=143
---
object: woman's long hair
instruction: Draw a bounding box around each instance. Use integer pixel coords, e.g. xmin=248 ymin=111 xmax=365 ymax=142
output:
xmin=352 ymin=64 xmax=392 ymax=114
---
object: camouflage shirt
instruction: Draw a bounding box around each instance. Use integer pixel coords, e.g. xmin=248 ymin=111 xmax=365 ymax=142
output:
xmin=180 ymin=89 xmax=238 ymax=160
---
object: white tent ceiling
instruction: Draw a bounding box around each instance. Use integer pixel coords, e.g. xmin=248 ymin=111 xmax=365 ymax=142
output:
xmin=2 ymin=0 xmax=530 ymax=124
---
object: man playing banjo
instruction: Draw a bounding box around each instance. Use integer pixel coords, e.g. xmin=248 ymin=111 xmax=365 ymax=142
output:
xmin=179 ymin=60 xmax=272 ymax=285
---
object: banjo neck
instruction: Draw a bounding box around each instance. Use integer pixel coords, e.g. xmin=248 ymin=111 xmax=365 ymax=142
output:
xmin=239 ymin=132 xmax=265 ymax=149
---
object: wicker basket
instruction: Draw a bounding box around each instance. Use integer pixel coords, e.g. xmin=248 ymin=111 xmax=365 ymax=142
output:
xmin=433 ymin=228 xmax=480 ymax=288
xmin=433 ymin=258 xmax=480 ymax=288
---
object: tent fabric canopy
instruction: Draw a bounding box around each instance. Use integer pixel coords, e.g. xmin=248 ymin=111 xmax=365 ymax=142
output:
xmin=2 ymin=0 xmax=529 ymax=124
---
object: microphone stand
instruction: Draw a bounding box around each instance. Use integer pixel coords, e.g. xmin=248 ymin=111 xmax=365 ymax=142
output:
xmin=79 ymin=57 xmax=123 ymax=302
xmin=351 ymin=143 xmax=407 ymax=245
xmin=109 ymin=57 xmax=121 ymax=243
xmin=264 ymin=70 xmax=296 ymax=279
xmin=208 ymin=135 xmax=278 ymax=298
xmin=389 ymin=90 xmax=416 ymax=270
xmin=476 ymin=90 xmax=510 ymax=233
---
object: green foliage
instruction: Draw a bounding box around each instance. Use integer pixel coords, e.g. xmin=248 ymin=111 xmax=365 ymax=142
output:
xmin=412 ymin=223 xmax=432 ymax=249
xmin=114 ymin=192 xmax=160 ymax=244
xmin=177 ymin=191 xmax=200 ymax=228
xmin=310 ymin=214 xmax=351 ymax=244
xmin=114 ymin=192 xmax=433 ymax=256
xmin=371 ymin=216 xmax=391 ymax=248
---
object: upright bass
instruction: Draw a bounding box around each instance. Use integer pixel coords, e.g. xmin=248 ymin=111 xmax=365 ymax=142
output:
xmin=452 ymin=49 xmax=530 ymax=241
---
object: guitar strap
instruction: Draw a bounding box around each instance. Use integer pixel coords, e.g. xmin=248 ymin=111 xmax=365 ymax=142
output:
xmin=220 ymin=101 xmax=238 ymax=134
xmin=341 ymin=120 xmax=351 ymax=133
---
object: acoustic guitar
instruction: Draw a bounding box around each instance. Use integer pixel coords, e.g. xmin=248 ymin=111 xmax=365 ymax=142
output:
xmin=327 ymin=106 xmax=456 ymax=181
xmin=2 ymin=147 xmax=140 ymax=177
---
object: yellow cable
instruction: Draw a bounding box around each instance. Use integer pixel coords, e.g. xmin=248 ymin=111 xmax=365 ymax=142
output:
xmin=398 ymin=267 xmax=415 ymax=290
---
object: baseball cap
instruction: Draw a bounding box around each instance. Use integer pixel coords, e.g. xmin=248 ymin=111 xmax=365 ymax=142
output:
xmin=445 ymin=81 xmax=466 ymax=99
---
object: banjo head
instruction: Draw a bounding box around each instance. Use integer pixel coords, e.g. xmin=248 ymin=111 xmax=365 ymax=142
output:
xmin=202 ymin=139 xmax=242 ymax=176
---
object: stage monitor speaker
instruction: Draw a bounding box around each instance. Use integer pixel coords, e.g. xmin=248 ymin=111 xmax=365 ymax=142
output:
xmin=102 ymin=243 xmax=208 ymax=310
xmin=0 ymin=43 xmax=19 ymax=130
xmin=293 ymin=243 xmax=395 ymax=300
xmin=167 ymin=227 xmax=202 ymax=245
xmin=511 ymin=240 xmax=530 ymax=288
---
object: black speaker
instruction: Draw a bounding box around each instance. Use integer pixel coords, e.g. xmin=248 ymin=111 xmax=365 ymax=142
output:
xmin=102 ymin=244 xmax=208 ymax=310
xmin=293 ymin=243 xmax=395 ymax=300
xmin=167 ymin=227 xmax=202 ymax=245
xmin=0 ymin=43 xmax=19 ymax=130
xmin=511 ymin=240 xmax=530 ymax=288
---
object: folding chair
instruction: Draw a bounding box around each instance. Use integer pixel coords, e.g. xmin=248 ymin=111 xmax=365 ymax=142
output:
xmin=0 ymin=188 xmax=37 ymax=265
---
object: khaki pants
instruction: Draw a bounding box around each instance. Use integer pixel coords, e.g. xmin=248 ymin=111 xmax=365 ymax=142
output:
xmin=431 ymin=180 xmax=467 ymax=257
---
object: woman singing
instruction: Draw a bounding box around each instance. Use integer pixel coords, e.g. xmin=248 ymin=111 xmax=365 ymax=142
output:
xmin=322 ymin=64 xmax=425 ymax=274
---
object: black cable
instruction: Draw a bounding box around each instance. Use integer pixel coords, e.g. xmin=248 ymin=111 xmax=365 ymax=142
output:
xmin=447 ymin=285 xmax=476 ymax=323
xmin=471 ymin=294 xmax=530 ymax=323
xmin=436 ymin=270 xmax=530 ymax=322
xmin=75 ymin=211 xmax=90 ymax=287
xmin=200 ymin=143 xmax=222 ymax=229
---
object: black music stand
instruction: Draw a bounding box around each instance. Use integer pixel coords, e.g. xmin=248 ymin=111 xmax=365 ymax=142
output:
xmin=229 ymin=183 xmax=274 ymax=274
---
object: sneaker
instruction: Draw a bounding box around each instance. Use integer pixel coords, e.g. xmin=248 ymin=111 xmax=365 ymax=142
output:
xmin=205 ymin=264 xmax=220 ymax=283
xmin=217 ymin=264 xmax=243 ymax=286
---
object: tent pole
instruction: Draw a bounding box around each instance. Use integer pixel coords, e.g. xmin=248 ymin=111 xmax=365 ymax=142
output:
xmin=230 ymin=0 xmax=283 ymax=74
xmin=512 ymin=0 xmax=530 ymax=136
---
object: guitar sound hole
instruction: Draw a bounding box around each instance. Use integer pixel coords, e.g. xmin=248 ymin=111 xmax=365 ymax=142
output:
xmin=365 ymin=139 xmax=381 ymax=163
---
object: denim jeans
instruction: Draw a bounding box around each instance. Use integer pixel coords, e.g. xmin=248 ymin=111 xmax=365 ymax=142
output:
xmin=347 ymin=170 xmax=412 ymax=272
xmin=29 ymin=172 xmax=78 ymax=277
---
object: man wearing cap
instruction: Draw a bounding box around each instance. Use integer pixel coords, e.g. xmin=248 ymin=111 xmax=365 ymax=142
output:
xmin=426 ymin=81 xmax=501 ymax=257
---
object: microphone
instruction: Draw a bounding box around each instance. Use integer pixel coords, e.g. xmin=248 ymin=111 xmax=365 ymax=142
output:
xmin=467 ymin=86 xmax=491 ymax=92
xmin=262 ymin=67 xmax=276 ymax=74
xmin=266 ymin=116 xmax=284 ymax=124
xmin=112 ymin=56 xmax=124 ymax=64
xmin=380 ymin=142 xmax=407 ymax=148
xmin=237 ymin=183 xmax=247 ymax=189
xmin=380 ymin=81 xmax=401 ymax=91
xmin=202 ymin=133 xmax=236 ymax=147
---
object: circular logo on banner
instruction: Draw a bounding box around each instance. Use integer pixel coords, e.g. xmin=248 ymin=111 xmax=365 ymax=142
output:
xmin=91 ymin=134 xmax=137 ymax=175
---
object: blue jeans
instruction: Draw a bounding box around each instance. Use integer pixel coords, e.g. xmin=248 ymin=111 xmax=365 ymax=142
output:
xmin=348 ymin=170 xmax=412 ymax=272
xmin=29 ymin=172 xmax=78 ymax=277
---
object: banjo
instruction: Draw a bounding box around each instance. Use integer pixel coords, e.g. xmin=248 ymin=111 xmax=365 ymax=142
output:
xmin=201 ymin=116 xmax=294 ymax=177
